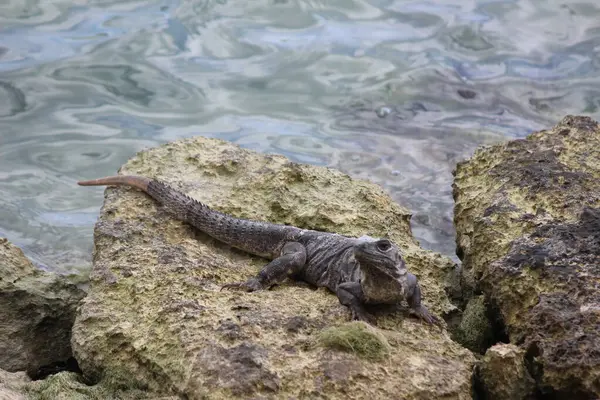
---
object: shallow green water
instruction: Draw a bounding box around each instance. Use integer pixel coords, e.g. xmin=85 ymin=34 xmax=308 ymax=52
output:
xmin=1 ymin=0 xmax=599 ymax=273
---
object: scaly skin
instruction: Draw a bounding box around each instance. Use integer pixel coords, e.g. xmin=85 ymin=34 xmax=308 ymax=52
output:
xmin=78 ymin=175 xmax=440 ymax=325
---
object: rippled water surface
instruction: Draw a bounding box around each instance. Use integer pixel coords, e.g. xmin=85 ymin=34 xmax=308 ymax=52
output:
xmin=1 ymin=0 xmax=600 ymax=273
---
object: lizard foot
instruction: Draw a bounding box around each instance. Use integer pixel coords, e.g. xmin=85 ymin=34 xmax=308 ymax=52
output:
xmin=351 ymin=308 xmax=377 ymax=326
xmin=411 ymin=305 xmax=442 ymax=327
xmin=220 ymin=278 xmax=264 ymax=292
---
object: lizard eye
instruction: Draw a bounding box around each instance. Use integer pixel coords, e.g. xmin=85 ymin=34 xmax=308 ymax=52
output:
xmin=376 ymin=240 xmax=392 ymax=252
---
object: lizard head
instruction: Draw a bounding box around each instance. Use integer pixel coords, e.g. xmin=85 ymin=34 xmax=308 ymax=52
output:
xmin=353 ymin=238 xmax=406 ymax=278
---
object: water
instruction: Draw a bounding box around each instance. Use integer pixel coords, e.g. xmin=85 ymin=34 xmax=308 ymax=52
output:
xmin=1 ymin=0 xmax=599 ymax=274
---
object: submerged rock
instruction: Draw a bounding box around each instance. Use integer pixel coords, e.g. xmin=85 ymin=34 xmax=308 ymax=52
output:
xmin=72 ymin=137 xmax=475 ymax=399
xmin=453 ymin=115 xmax=600 ymax=397
xmin=0 ymin=238 xmax=86 ymax=376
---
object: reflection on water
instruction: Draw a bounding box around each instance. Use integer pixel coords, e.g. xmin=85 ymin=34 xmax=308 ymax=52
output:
xmin=1 ymin=0 xmax=600 ymax=273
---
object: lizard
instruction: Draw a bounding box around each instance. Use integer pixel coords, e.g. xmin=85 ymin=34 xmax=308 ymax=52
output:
xmin=78 ymin=174 xmax=440 ymax=325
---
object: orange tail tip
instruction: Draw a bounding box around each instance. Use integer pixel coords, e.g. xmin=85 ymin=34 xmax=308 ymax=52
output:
xmin=77 ymin=175 xmax=151 ymax=191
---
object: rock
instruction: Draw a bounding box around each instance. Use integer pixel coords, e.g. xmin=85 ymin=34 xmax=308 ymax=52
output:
xmin=0 ymin=368 xmax=177 ymax=400
xmin=0 ymin=238 xmax=86 ymax=376
xmin=0 ymin=369 xmax=29 ymax=400
xmin=453 ymin=115 xmax=600 ymax=397
xmin=451 ymin=295 xmax=495 ymax=354
xmin=477 ymin=344 xmax=536 ymax=400
xmin=72 ymin=137 xmax=476 ymax=399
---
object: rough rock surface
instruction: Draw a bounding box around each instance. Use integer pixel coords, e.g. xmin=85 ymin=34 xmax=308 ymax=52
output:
xmin=72 ymin=137 xmax=475 ymax=399
xmin=477 ymin=344 xmax=536 ymax=400
xmin=0 ymin=238 xmax=86 ymax=376
xmin=451 ymin=295 xmax=494 ymax=354
xmin=0 ymin=369 xmax=28 ymax=400
xmin=453 ymin=115 xmax=600 ymax=397
xmin=0 ymin=368 xmax=177 ymax=400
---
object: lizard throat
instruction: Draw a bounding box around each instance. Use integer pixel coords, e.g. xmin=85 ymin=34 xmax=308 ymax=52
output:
xmin=360 ymin=266 xmax=407 ymax=304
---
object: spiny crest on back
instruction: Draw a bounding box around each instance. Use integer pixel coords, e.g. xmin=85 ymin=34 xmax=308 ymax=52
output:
xmin=148 ymin=180 xmax=213 ymax=212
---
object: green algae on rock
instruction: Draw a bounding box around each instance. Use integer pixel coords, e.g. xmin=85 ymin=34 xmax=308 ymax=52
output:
xmin=453 ymin=115 xmax=600 ymax=397
xmin=72 ymin=136 xmax=475 ymax=399
xmin=0 ymin=368 xmax=176 ymax=400
xmin=451 ymin=295 xmax=495 ymax=354
xmin=0 ymin=238 xmax=86 ymax=377
xmin=318 ymin=321 xmax=391 ymax=361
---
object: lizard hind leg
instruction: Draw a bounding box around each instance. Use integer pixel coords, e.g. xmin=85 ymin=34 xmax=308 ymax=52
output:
xmin=221 ymin=242 xmax=307 ymax=292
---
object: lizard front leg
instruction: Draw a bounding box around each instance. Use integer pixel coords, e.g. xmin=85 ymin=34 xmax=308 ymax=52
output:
xmin=336 ymin=281 xmax=376 ymax=325
xmin=221 ymin=242 xmax=307 ymax=292
xmin=405 ymin=273 xmax=441 ymax=326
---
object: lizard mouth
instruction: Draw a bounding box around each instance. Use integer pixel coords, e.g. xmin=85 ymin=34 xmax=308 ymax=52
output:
xmin=359 ymin=261 xmax=402 ymax=280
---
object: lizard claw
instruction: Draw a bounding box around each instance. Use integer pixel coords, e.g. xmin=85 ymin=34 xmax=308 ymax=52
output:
xmin=220 ymin=278 xmax=263 ymax=292
xmin=411 ymin=305 xmax=443 ymax=327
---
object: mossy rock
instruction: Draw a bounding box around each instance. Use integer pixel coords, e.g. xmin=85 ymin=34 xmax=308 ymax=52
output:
xmin=453 ymin=115 xmax=600 ymax=397
xmin=451 ymin=295 xmax=495 ymax=354
xmin=318 ymin=321 xmax=391 ymax=361
xmin=0 ymin=368 xmax=175 ymax=400
xmin=72 ymin=136 xmax=475 ymax=399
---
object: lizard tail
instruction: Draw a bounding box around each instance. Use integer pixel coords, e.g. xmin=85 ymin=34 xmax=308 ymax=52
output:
xmin=77 ymin=175 xmax=151 ymax=191
xmin=78 ymin=174 xmax=298 ymax=258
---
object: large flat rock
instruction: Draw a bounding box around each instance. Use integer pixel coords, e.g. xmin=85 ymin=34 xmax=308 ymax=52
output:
xmin=453 ymin=115 xmax=600 ymax=397
xmin=0 ymin=238 xmax=85 ymax=376
xmin=72 ymin=137 xmax=475 ymax=399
